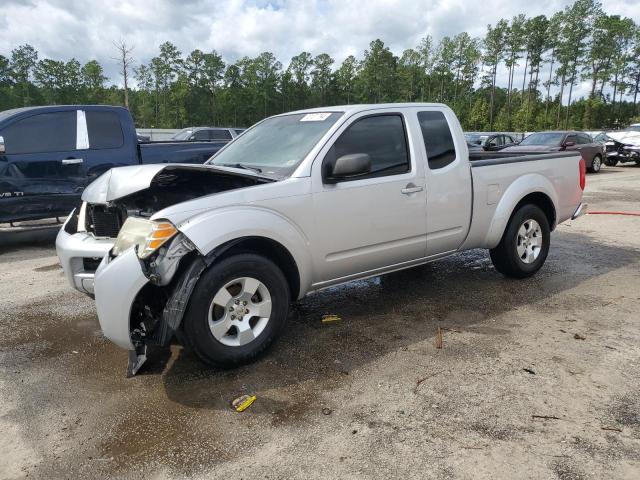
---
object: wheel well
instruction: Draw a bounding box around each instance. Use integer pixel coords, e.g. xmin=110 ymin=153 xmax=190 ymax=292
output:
xmin=216 ymin=236 xmax=301 ymax=299
xmin=514 ymin=192 xmax=556 ymax=230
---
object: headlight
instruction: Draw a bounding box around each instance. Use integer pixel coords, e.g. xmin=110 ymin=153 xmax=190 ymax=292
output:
xmin=112 ymin=217 xmax=178 ymax=259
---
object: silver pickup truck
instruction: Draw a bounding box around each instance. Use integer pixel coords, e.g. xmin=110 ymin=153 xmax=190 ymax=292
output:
xmin=56 ymin=103 xmax=587 ymax=374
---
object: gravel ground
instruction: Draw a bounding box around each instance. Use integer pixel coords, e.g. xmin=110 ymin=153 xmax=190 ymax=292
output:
xmin=1 ymin=165 xmax=639 ymax=480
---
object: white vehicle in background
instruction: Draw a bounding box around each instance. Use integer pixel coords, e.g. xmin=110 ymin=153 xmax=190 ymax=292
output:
xmin=57 ymin=103 xmax=587 ymax=375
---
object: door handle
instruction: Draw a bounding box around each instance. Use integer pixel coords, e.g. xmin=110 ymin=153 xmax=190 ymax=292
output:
xmin=62 ymin=158 xmax=83 ymax=165
xmin=401 ymin=184 xmax=424 ymax=195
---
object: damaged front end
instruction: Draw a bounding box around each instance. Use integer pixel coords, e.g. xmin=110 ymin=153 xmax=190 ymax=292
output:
xmin=89 ymin=165 xmax=275 ymax=376
xmin=125 ymin=233 xmax=241 ymax=376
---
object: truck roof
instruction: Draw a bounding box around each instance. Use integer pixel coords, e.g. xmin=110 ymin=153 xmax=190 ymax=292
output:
xmin=0 ymin=104 xmax=129 ymax=120
xmin=280 ymin=103 xmax=449 ymax=116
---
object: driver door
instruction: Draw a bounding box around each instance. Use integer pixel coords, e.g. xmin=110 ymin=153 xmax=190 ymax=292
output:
xmin=310 ymin=111 xmax=427 ymax=285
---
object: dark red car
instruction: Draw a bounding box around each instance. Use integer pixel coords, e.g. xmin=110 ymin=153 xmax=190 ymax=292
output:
xmin=501 ymin=131 xmax=605 ymax=173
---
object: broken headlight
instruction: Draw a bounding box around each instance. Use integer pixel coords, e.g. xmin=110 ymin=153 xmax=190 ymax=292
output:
xmin=112 ymin=217 xmax=178 ymax=259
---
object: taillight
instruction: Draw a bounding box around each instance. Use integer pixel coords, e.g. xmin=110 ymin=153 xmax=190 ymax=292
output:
xmin=579 ymin=158 xmax=586 ymax=190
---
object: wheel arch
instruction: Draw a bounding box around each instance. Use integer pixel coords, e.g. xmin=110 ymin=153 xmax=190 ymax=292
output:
xmin=212 ymin=236 xmax=301 ymax=300
xmin=484 ymin=174 xmax=558 ymax=249
xmin=177 ymin=206 xmax=312 ymax=299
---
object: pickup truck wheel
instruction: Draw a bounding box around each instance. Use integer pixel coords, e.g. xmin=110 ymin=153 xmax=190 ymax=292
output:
xmin=489 ymin=204 xmax=550 ymax=279
xmin=589 ymin=155 xmax=602 ymax=173
xmin=182 ymin=253 xmax=290 ymax=368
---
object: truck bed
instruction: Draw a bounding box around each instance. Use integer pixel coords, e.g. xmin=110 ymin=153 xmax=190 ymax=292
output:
xmin=462 ymin=151 xmax=583 ymax=250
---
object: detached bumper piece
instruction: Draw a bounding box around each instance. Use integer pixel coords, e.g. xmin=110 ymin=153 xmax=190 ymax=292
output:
xmin=572 ymin=203 xmax=588 ymax=220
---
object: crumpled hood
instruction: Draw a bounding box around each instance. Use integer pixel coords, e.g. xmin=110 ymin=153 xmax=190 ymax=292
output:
xmin=81 ymin=163 xmax=266 ymax=204
xmin=606 ymin=131 xmax=640 ymax=146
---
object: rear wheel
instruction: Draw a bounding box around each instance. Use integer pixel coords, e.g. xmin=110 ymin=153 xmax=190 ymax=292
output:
xmin=589 ymin=154 xmax=602 ymax=173
xmin=490 ymin=204 xmax=550 ymax=279
xmin=183 ymin=253 xmax=290 ymax=367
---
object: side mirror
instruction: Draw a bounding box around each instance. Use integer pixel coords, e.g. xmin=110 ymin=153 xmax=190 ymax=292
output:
xmin=327 ymin=153 xmax=371 ymax=182
xmin=564 ymin=141 xmax=576 ymax=147
xmin=0 ymin=135 xmax=4 ymax=154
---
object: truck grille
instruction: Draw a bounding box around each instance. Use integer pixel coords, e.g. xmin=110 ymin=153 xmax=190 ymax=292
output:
xmin=86 ymin=204 xmax=123 ymax=238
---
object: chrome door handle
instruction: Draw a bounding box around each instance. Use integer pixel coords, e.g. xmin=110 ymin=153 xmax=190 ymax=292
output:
xmin=62 ymin=158 xmax=83 ymax=165
xmin=401 ymin=185 xmax=424 ymax=194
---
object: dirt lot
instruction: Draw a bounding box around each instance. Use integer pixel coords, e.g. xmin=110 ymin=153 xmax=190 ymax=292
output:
xmin=1 ymin=166 xmax=639 ymax=480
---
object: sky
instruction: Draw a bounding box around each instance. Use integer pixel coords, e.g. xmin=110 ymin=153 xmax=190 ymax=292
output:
xmin=1 ymin=0 xmax=640 ymax=101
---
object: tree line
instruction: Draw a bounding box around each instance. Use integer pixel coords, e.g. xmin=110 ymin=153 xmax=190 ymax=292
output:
xmin=1 ymin=0 xmax=639 ymax=132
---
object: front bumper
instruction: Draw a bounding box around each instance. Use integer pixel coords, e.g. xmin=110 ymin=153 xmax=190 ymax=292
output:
xmin=56 ymin=225 xmax=114 ymax=295
xmin=572 ymin=203 xmax=588 ymax=220
xmin=94 ymin=247 xmax=149 ymax=350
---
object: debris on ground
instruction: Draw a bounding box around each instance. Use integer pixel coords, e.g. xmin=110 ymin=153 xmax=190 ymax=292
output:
xmin=231 ymin=394 xmax=256 ymax=412
xmin=531 ymin=415 xmax=561 ymax=420
xmin=322 ymin=407 xmax=332 ymax=415
xmin=435 ymin=327 xmax=443 ymax=349
xmin=321 ymin=314 xmax=342 ymax=323
xmin=574 ymin=333 xmax=586 ymax=340
xmin=601 ymin=426 xmax=622 ymax=432
xmin=413 ymin=373 xmax=439 ymax=394
xmin=523 ymin=368 xmax=536 ymax=375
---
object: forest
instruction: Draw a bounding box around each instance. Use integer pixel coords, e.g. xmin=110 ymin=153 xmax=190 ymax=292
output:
xmin=1 ymin=0 xmax=639 ymax=132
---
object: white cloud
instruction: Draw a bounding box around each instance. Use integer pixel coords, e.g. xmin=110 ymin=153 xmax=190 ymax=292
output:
xmin=0 ymin=0 xmax=638 ymax=102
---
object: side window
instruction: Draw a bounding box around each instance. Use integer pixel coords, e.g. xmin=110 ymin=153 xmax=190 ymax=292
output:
xmin=579 ymin=133 xmax=592 ymax=144
xmin=323 ymin=114 xmax=409 ymax=181
xmin=506 ymin=135 xmax=514 ymax=144
xmin=86 ymin=111 xmax=124 ymax=149
xmin=193 ymin=130 xmax=210 ymax=141
xmin=417 ymin=111 xmax=456 ymax=169
xmin=210 ymin=129 xmax=232 ymax=140
xmin=566 ymin=134 xmax=578 ymax=145
xmin=1 ymin=112 xmax=76 ymax=154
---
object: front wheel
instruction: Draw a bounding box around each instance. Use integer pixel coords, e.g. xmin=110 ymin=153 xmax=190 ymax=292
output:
xmin=589 ymin=154 xmax=602 ymax=173
xmin=182 ymin=253 xmax=290 ymax=368
xmin=489 ymin=204 xmax=551 ymax=279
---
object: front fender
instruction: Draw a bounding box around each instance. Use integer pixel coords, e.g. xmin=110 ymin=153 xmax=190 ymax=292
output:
xmin=176 ymin=206 xmax=312 ymax=298
xmin=484 ymin=173 xmax=558 ymax=249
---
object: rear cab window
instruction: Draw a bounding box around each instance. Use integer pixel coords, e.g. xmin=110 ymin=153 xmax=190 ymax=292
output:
xmin=417 ymin=111 xmax=456 ymax=169
xmin=86 ymin=111 xmax=124 ymax=149
xmin=210 ymin=129 xmax=232 ymax=140
xmin=322 ymin=114 xmax=410 ymax=181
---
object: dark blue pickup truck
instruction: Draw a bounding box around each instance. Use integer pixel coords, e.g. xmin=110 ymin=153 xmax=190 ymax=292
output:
xmin=0 ymin=105 xmax=228 ymax=223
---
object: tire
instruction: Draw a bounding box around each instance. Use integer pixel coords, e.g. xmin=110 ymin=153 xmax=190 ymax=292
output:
xmin=489 ymin=204 xmax=551 ymax=279
xmin=605 ymin=157 xmax=618 ymax=167
xmin=182 ymin=253 xmax=290 ymax=368
xmin=589 ymin=154 xmax=602 ymax=173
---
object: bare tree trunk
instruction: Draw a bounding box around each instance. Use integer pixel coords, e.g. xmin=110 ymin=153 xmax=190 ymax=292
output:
xmin=544 ymin=48 xmax=555 ymax=129
xmin=113 ymin=40 xmax=134 ymax=109
xmin=521 ymin=53 xmax=529 ymax=94
xmin=556 ymin=73 xmax=565 ymax=129
xmin=489 ymin=61 xmax=497 ymax=130
xmin=633 ymin=73 xmax=640 ymax=114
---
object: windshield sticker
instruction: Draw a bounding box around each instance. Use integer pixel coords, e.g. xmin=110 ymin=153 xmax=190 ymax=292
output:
xmin=300 ymin=113 xmax=332 ymax=122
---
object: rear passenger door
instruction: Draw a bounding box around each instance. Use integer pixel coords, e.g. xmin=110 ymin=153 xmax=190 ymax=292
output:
xmin=417 ymin=109 xmax=473 ymax=256
xmin=311 ymin=111 xmax=427 ymax=283
xmin=82 ymin=109 xmax=129 ymax=182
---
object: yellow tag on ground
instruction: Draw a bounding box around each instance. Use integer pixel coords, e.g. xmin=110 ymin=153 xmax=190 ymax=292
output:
xmin=232 ymin=394 xmax=256 ymax=412
xmin=321 ymin=314 xmax=341 ymax=323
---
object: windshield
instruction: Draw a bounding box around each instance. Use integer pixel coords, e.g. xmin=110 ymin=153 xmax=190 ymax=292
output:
xmin=172 ymin=129 xmax=193 ymax=140
xmin=207 ymin=112 xmax=343 ymax=177
xmin=519 ymin=132 xmax=565 ymax=146
xmin=627 ymin=125 xmax=640 ymax=132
